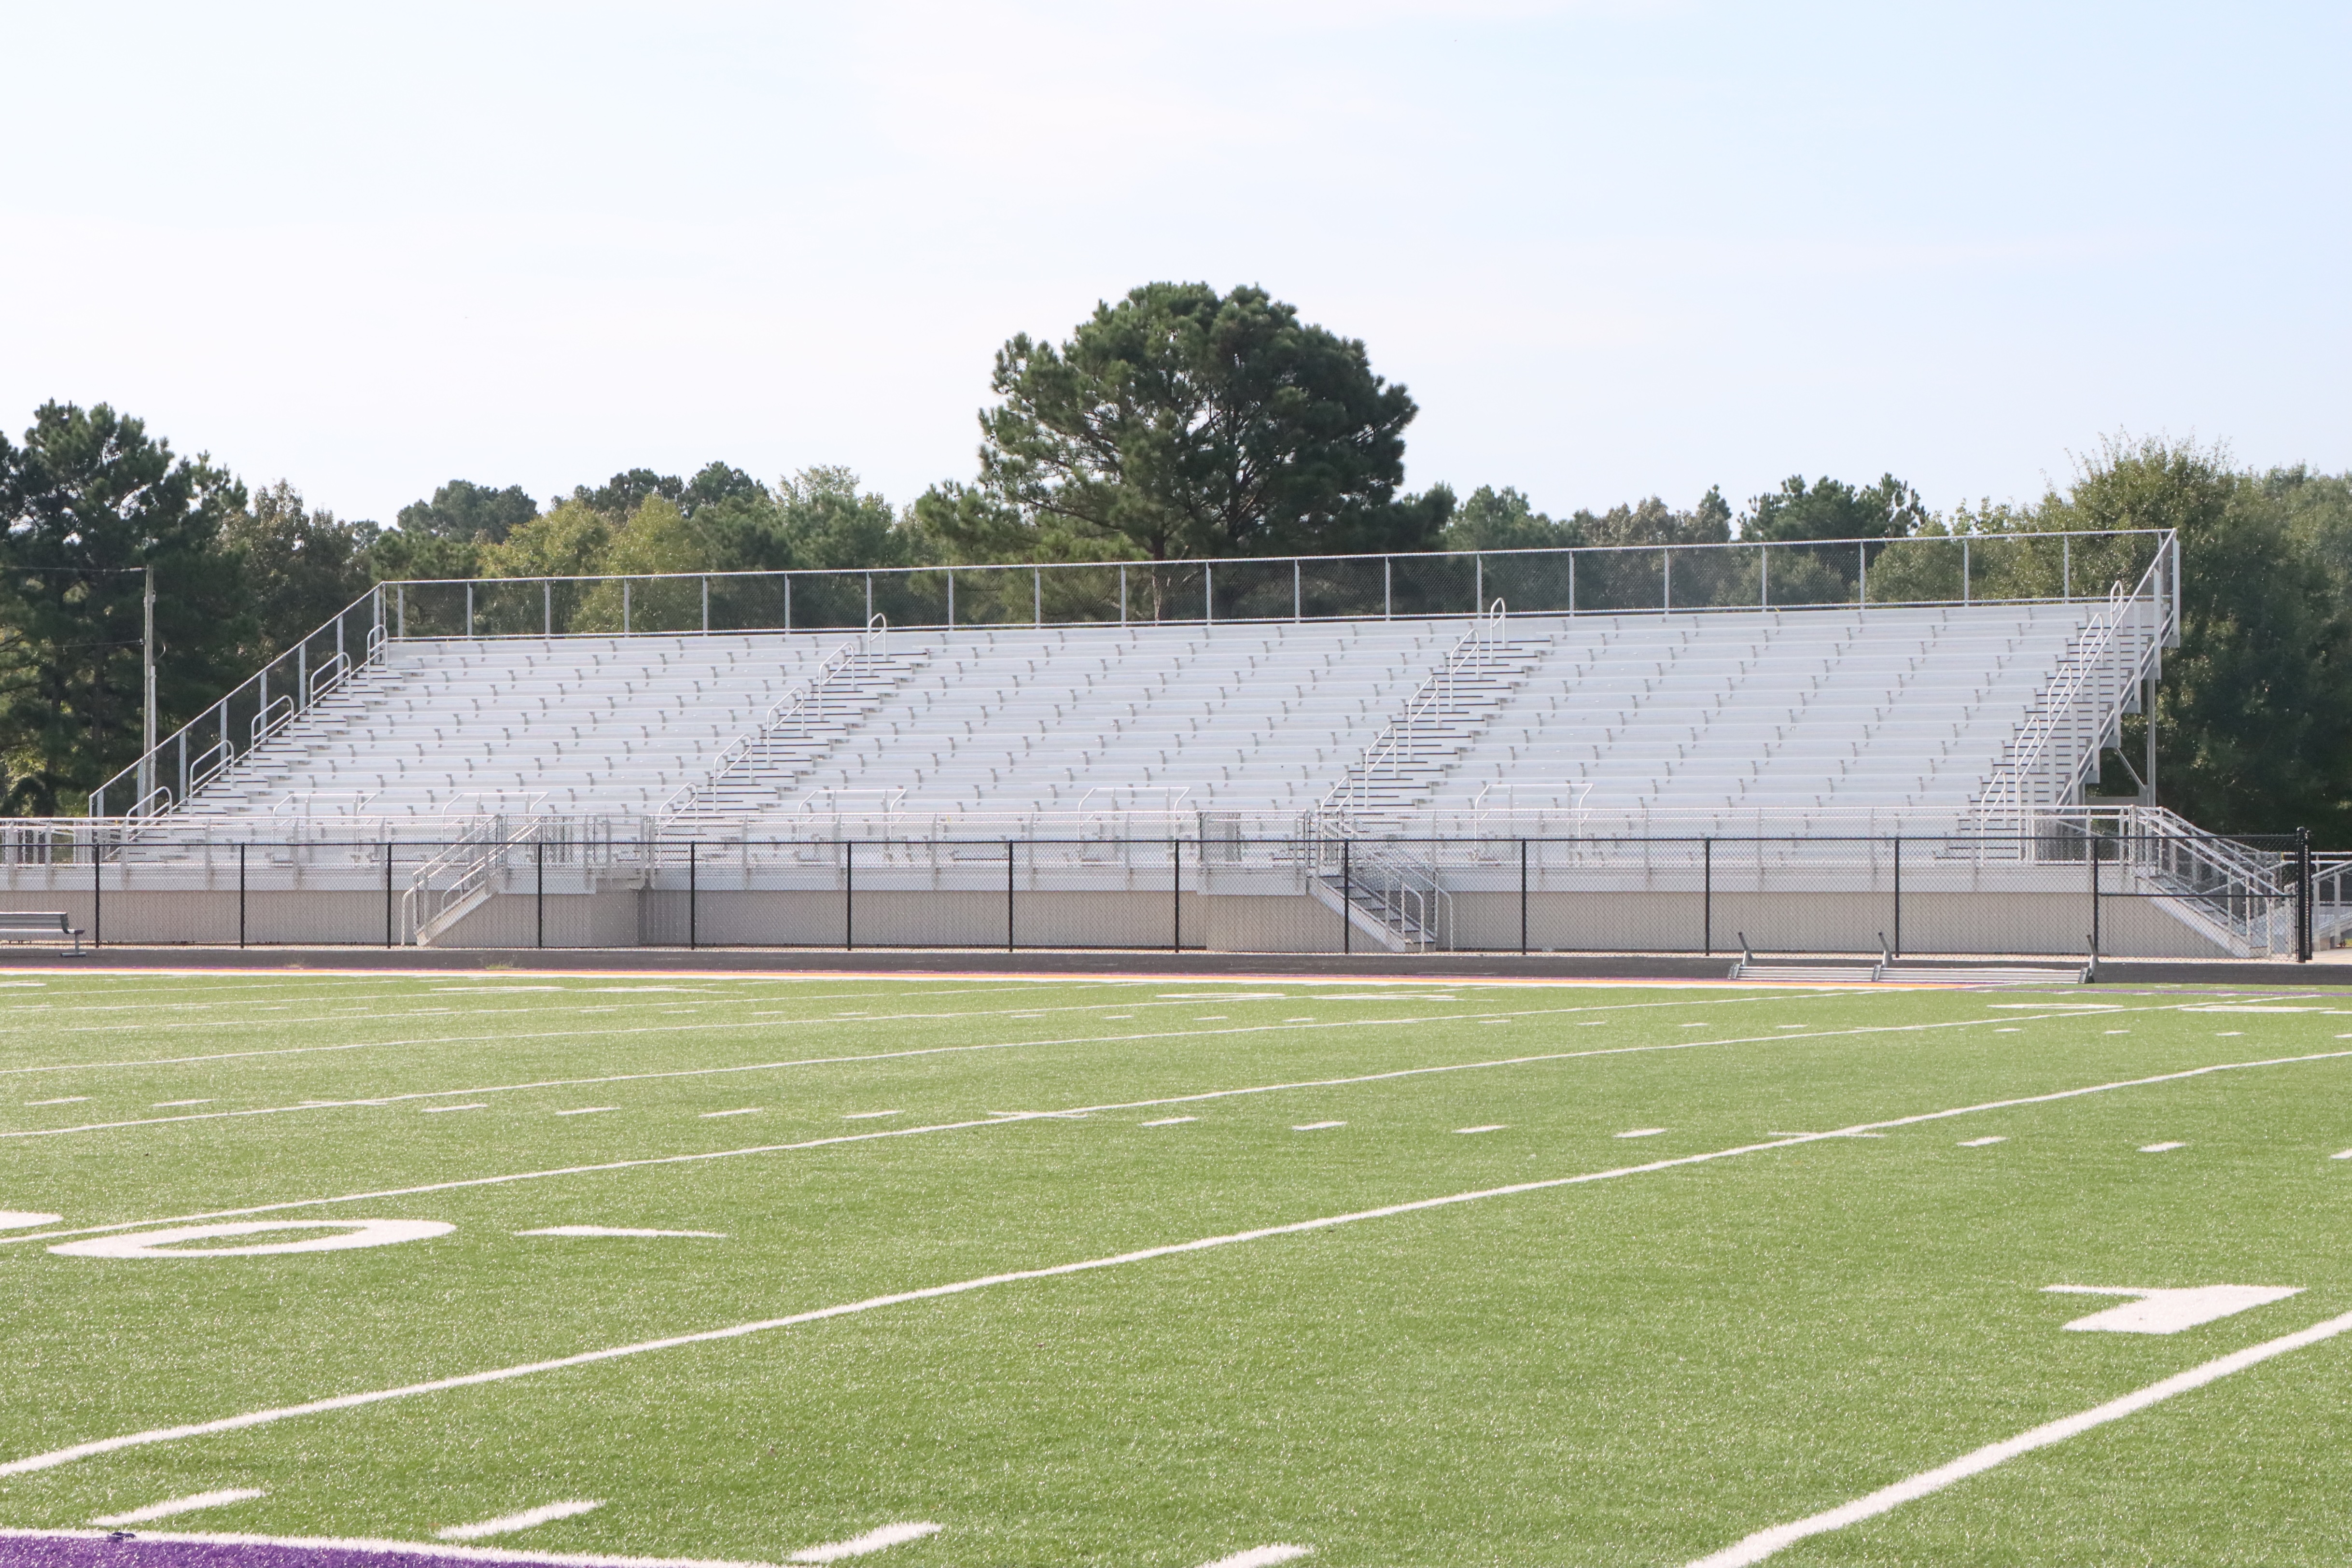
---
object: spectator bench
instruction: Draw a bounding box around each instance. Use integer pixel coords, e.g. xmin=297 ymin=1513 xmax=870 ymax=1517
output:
xmin=0 ymin=912 xmax=85 ymax=954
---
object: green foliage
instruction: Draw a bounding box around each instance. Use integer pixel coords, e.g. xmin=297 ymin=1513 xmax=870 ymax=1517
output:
xmin=2004 ymin=438 xmax=2352 ymax=839
xmin=394 ymin=479 xmax=538 ymax=543
xmin=918 ymin=281 xmax=1453 ymax=564
xmin=0 ymin=402 xmax=252 ymax=814
xmin=1741 ymin=474 xmax=1927 ymax=542
xmin=224 ymin=482 xmax=372 ymax=658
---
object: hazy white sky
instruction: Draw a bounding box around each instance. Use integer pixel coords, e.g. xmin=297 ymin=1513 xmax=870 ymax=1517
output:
xmin=4 ymin=1 xmax=2344 ymax=525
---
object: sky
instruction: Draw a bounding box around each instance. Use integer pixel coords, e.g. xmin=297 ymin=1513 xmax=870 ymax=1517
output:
xmin=2 ymin=0 xmax=2345 ymax=527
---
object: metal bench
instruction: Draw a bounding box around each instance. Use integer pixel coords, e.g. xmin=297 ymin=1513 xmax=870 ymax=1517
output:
xmin=0 ymin=911 xmax=85 ymax=954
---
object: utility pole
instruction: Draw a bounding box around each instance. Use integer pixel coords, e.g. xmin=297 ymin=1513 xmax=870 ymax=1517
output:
xmin=140 ymin=566 xmax=157 ymax=809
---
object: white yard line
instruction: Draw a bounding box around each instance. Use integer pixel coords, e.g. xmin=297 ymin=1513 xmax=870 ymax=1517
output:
xmin=787 ymin=1522 xmax=940 ymax=1562
xmin=88 ymin=1487 xmax=265 ymax=1525
xmin=11 ymin=1048 xmax=2352 ymax=1478
xmin=1682 ymin=1307 xmax=2352 ymax=1567
xmin=0 ymin=984 xmax=1890 ymax=1080
xmin=0 ymin=995 xmax=2159 ymax=1142
xmin=440 ymin=1499 xmax=605 ymax=1540
xmin=0 ymin=1525 xmax=792 ymax=1568
xmin=15 ymin=1027 xmax=2348 ymax=1252
xmin=1198 ymin=1548 xmax=1313 ymax=1568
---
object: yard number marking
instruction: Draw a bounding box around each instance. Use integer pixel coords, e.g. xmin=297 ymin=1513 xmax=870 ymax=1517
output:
xmin=50 ymin=1219 xmax=451 ymax=1260
xmin=2044 ymin=1285 xmax=2302 ymax=1335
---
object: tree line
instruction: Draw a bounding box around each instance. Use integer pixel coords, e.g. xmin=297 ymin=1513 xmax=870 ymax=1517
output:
xmin=3 ymin=281 xmax=2347 ymax=836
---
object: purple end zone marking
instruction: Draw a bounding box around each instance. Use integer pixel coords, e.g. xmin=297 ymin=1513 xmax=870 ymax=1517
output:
xmin=0 ymin=1541 xmax=517 ymax=1568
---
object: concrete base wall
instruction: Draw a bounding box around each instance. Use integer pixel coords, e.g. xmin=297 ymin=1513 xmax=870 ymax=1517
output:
xmin=0 ymin=878 xmax=2238 ymax=958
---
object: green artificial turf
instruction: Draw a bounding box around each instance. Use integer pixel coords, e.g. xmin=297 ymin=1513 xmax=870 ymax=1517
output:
xmin=1 ymin=970 xmax=2349 ymax=1566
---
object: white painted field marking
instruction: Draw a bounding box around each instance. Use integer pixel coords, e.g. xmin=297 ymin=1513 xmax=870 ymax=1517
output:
xmin=1957 ymin=1136 xmax=2007 ymax=1147
xmin=701 ymin=1108 xmax=762 ymax=1118
xmin=1617 ymin=1128 xmax=1667 ymax=1138
xmin=787 ymin=1521 xmax=941 ymax=1562
xmin=2334 ymin=1148 xmax=2352 ymax=1160
xmin=27 ymin=1097 xmax=89 ymax=1105
xmin=1681 ymin=1305 xmax=2352 ymax=1568
xmin=45 ymin=1048 xmax=2344 ymax=1477
xmin=0 ymin=1211 xmax=61 ymax=1229
xmin=1988 ymin=1003 xmax=2119 ymax=1010
xmin=1141 ymin=1117 xmax=1197 ymax=1126
xmin=88 ymin=1488 xmax=266 ymax=1526
xmin=2191 ymin=1005 xmax=2320 ymax=1013
xmin=0 ymin=1528 xmax=791 ymax=1568
xmin=1292 ymin=1121 xmax=1346 ymax=1131
xmin=518 ymin=1227 xmax=727 ymax=1239
xmin=154 ymin=1099 xmax=213 ymax=1107
xmin=423 ymin=1104 xmax=489 ymax=1114
xmin=1456 ymin=1124 xmax=1508 ymax=1134
xmin=439 ymin=1499 xmax=606 ymax=1539
xmin=1195 ymin=1015 xmax=1229 ymax=1021
xmin=842 ymin=1110 xmax=902 ymax=1120
xmin=1198 ymin=1548 xmax=1313 ymax=1568
xmin=555 ymin=1107 xmax=619 ymax=1117
xmin=2044 ymin=1284 xmax=2303 ymax=1334
xmin=2140 ymin=1141 xmax=2186 ymax=1153
xmin=1285 ymin=1017 xmax=1316 ymax=1023
xmin=1994 ymin=1027 xmax=2021 ymax=1033
xmin=51 ymin=1219 xmax=452 ymax=1260
xmin=21 ymin=1031 xmax=2352 ymax=1258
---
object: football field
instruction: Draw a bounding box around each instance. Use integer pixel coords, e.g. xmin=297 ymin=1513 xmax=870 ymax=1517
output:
xmin=2 ymin=968 xmax=2350 ymax=1567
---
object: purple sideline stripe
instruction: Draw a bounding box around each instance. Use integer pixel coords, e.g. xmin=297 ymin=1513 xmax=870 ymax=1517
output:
xmin=0 ymin=1542 xmax=478 ymax=1568
xmin=0 ymin=1537 xmax=761 ymax=1568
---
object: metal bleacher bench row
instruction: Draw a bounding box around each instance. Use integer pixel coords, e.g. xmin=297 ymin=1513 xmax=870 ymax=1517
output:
xmin=0 ymin=911 xmax=86 ymax=953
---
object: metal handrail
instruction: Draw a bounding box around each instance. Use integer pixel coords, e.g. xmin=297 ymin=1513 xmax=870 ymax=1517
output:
xmin=1321 ymin=598 xmax=1511 ymax=828
xmin=1974 ymin=549 xmax=2170 ymax=827
xmin=93 ymin=583 xmax=387 ymax=818
xmin=657 ymin=616 xmax=893 ymax=827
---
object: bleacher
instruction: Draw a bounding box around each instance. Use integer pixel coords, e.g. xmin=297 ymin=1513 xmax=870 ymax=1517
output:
xmin=164 ymin=601 xmax=2105 ymax=837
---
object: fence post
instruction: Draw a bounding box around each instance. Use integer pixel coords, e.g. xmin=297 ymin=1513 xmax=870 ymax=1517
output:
xmin=1170 ymin=836 xmax=1182 ymax=952
xmin=1703 ymin=836 xmax=1712 ymax=955
xmin=1892 ymin=835 xmax=1902 ymax=959
xmin=1007 ymin=839 xmax=1016 ymax=952
xmin=2298 ymin=826 xmax=2313 ymax=963
xmin=1293 ymin=559 xmax=1302 ymax=621
xmin=1474 ymin=553 xmax=1483 ymax=615
xmin=867 ymin=573 xmax=874 ymax=626
xmin=688 ymin=840 xmax=698 ymax=951
xmin=238 ymin=842 xmax=247 ymax=949
xmin=536 ymin=839 xmax=545 ymax=950
xmin=844 ymin=839 xmax=855 ymax=951
xmin=701 ymin=576 xmax=710 ymax=632
xmin=544 ymin=581 xmax=552 ymax=636
xmin=1204 ymin=564 xmax=1214 ymax=624
xmin=1033 ymin=569 xmax=1041 ymax=627
xmin=1384 ymin=557 xmax=1392 ymax=619
xmin=1663 ymin=549 xmax=1671 ymax=612
xmin=1341 ymin=838 xmax=1352 ymax=955
xmin=623 ymin=579 xmax=631 ymax=633
xmin=2088 ymin=828 xmax=2100 ymax=962
xmin=465 ymin=581 xmax=474 ymax=638
xmin=384 ymin=843 xmax=394 ymax=948
xmin=91 ymin=835 xmax=101 ymax=949
xmin=1519 ymin=839 xmax=1528 ymax=956
xmin=1118 ymin=566 xmax=1126 ymax=625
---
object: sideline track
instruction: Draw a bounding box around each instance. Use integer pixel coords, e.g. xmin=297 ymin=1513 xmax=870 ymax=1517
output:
xmin=11 ymin=1045 xmax=2352 ymax=1479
